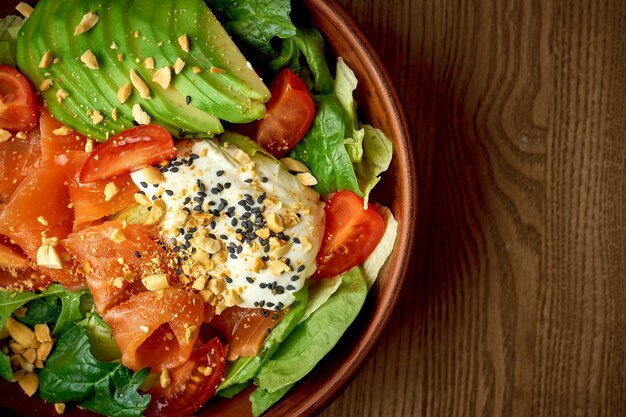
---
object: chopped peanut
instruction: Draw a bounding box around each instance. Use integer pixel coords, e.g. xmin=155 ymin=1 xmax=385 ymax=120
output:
xmin=109 ymin=228 xmax=126 ymax=244
xmin=38 ymin=50 xmax=52 ymax=69
xmin=152 ymin=66 xmax=172 ymax=89
xmin=178 ymin=34 xmax=190 ymax=52
xmin=104 ymin=182 xmax=119 ymax=202
xmin=6 ymin=318 xmax=37 ymax=349
xmin=74 ymin=11 xmax=99 ymax=35
xmin=18 ymin=372 xmax=38 ymax=397
xmin=132 ymin=104 xmax=151 ymax=125
xmin=142 ymin=273 xmax=169 ymax=291
xmin=130 ymin=69 xmax=150 ymax=99
xmin=117 ymin=83 xmax=132 ymax=103
xmin=80 ymin=49 xmax=98 ymax=69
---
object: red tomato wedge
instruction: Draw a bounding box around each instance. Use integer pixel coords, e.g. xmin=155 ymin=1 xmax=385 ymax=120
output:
xmin=146 ymin=338 xmax=225 ymax=417
xmin=79 ymin=125 xmax=176 ymax=183
xmin=64 ymin=221 xmax=175 ymax=315
xmin=210 ymin=306 xmax=285 ymax=358
xmin=39 ymin=110 xmax=88 ymax=161
xmin=104 ymin=288 xmax=205 ymax=372
xmin=312 ymin=191 xmax=385 ymax=279
xmin=0 ymin=126 xmax=41 ymax=210
xmin=0 ymin=160 xmax=83 ymax=289
xmin=0 ymin=66 xmax=38 ymax=133
xmin=254 ymin=68 xmax=315 ymax=157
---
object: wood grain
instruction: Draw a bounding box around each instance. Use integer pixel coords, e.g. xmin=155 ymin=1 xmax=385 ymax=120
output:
xmin=323 ymin=0 xmax=626 ymax=416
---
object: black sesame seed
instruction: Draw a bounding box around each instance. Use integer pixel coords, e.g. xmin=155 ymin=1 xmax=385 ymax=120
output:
xmin=170 ymin=238 xmax=177 ymax=245
xmin=259 ymin=283 xmax=268 ymax=289
xmin=210 ymin=221 xmax=216 ymax=229
xmin=140 ymin=181 xmax=148 ymax=188
xmin=189 ymin=153 xmax=199 ymax=160
xmin=254 ymin=301 xmax=259 ymax=307
xmin=262 ymin=310 xmax=269 ymax=318
xmin=151 ymin=195 xmax=158 ymax=201
xmin=185 ymin=95 xmax=191 ymax=105
xmin=208 ymin=233 xmax=216 ymax=239
xmin=173 ymin=246 xmax=181 ymax=253
xmin=231 ymin=218 xmax=238 ymax=227
xmin=259 ymin=300 xmax=265 ymax=307
xmin=217 ymin=201 xmax=227 ymax=211
xmin=210 ymin=188 xmax=219 ymax=195
xmin=229 ymin=254 xmax=237 ymax=259
xmin=134 ymin=251 xmax=141 ymax=258
xmin=266 ymin=302 xmax=275 ymax=308
xmin=293 ymin=237 xmax=301 ymax=244
xmin=198 ymin=192 xmax=208 ymax=198
xmin=153 ymin=184 xmax=159 ymax=188
xmin=277 ymin=232 xmax=286 ymax=239
xmin=173 ymin=161 xmax=184 ymax=167
xmin=183 ymin=197 xmax=191 ymax=204
xmin=208 ymin=201 xmax=216 ymax=206
xmin=184 ymin=233 xmax=193 ymax=241
xmin=189 ymin=227 xmax=197 ymax=233
xmin=297 ymin=265 xmax=305 ymax=272
xmin=193 ymin=205 xmax=203 ymax=212
xmin=132 ymin=120 xmax=139 ymax=126
xmin=244 ymin=178 xmax=253 ymax=183
xmin=216 ymin=170 xmax=224 ymax=177
xmin=220 ymin=234 xmax=228 ymax=240
xmin=263 ymin=245 xmax=270 ymax=253
xmin=182 ymin=207 xmax=191 ymax=214
xmin=170 ymin=167 xmax=179 ymax=173
xmin=178 ymin=128 xmax=186 ymax=137
xmin=261 ymin=177 xmax=268 ymax=183
xmin=291 ymin=275 xmax=299 ymax=281
xmin=236 ymin=246 xmax=243 ymax=254
xmin=246 ymin=277 xmax=254 ymax=284
xmin=225 ymin=277 xmax=233 ymax=283
xmin=227 ymin=246 xmax=235 ymax=254
xmin=277 ymin=302 xmax=284 ymax=309
xmin=284 ymin=258 xmax=291 ymax=266
xmin=261 ymin=256 xmax=270 ymax=261
xmin=175 ymin=268 xmax=182 ymax=275
xmin=286 ymin=285 xmax=295 ymax=291
xmin=272 ymin=313 xmax=279 ymax=320
xmin=165 ymin=189 xmax=174 ymax=196
xmin=224 ymin=182 xmax=232 ymax=189
xmin=193 ymin=196 xmax=204 ymax=203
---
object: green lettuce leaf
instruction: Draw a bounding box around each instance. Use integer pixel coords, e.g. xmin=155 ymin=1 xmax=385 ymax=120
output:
xmin=206 ymin=0 xmax=296 ymax=58
xmin=334 ymin=57 xmax=365 ymax=163
xmin=254 ymin=267 xmax=367 ymax=393
xmin=354 ymin=125 xmax=394 ymax=205
xmin=250 ymin=384 xmax=294 ymax=417
xmin=269 ymin=37 xmax=301 ymax=73
xmin=218 ymin=287 xmax=308 ymax=392
xmin=218 ymin=131 xmax=277 ymax=161
xmin=0 ymin=15 xmax=24 ymax=67
xmin=299 ymin=276 xmax=342 ymax=323
xmin=293 ymin=28 xmax=333 ymax=95
xmin=79 ymin=313 xmax=122 ymax=362
xmin=361 ymin=205 xmax=398 ymax=289
xmin=290 ymin=94 xmax=362 ymax=196
xmin=218 ymin=381 xmax=251 ymax=398
xmin=39 ymin=325 xmax=150 ymax=417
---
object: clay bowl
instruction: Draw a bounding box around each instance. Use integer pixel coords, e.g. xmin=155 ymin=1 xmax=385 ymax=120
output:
xmin=0 ymin=0 xmax=416 ymax=416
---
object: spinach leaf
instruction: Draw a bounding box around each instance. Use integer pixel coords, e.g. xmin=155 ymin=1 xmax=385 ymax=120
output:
xmin=39 ymin=325 xmax=150 ymax=417
xmin=53 ymin=290 xmax=87 ymax=335
xmin=218 ymin=287 xmax=308 ymax=391
xmin=293 ymin=28 xmax=333 ymax=95
xmin=250 ymin=384 xmax=294 ymax=417
xmin=254 ymin=267 xmax=367 ymax=393
xmin=206 ymin=0 xmax=296 ymax=58
xmin=0 ymin=353 xmax=11 ymax=381
xmin=218 ymin=381 xmax=251 ymax=398
xmin=16 ymin=296 xmax=62 ymax=327
xmin=269 ymin=37 xmax=301 ymax=73
xmin=0 ymin=284 xmax=67 ymax=330
xmin=290 ymin=95 xmax=362 ymax=196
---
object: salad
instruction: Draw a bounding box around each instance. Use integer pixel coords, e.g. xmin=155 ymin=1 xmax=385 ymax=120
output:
xmin=0 ymin=0 xmax=398 ymax=416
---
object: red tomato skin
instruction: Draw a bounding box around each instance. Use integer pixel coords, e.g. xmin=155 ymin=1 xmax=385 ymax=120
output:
xmin=79 ymin=125 xmax=177 ymax=183
xmin=254 ymin=69 xmax=315 ymax=157
xmin=0 ymin=66 xmax=38 ymax=132
xmin=312 ymin=191 xmax=385 ymax=279
xmin=146 ymin=338 xmax=225 ymax=417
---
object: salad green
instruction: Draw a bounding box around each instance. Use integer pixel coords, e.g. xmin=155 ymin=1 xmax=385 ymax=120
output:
xmin=0 ymin=0 xmax=400 ymax=415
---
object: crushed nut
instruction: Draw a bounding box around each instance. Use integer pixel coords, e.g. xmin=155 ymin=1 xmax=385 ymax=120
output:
xmin=132 ymin=104 xmax=151 ymax=125
xmin=142 ymin=273 xmax=169 ymax=291
xmin=255 ymin=227 xmax=270 ymax=240
xmin=80 ymin=49 xmax=99 ymax=69
xmin=184 ymin=325 xmax=197 ymax=344
xmin=252 ymin=257 xmax=265 ymax=273
xmin=6 ymin=318 xmax=37 ymax=348
xmin=111 ymin=107 xmax=119 ymax=121
xmin=36 ymin=342 xmax=53 ymax=361
xmin=210 ymin=66 xmax=225 ymax=74
xmin=141 ymin=166 xmax=165 ymax=184
xmin=234 ymin=149 xmax=251 ymax=164
xmin=301 ymin=236 xmax=313 ymax=252
xmin=22 ymin=348 xmax=37 ymax=364
xmin=178 ymin=34 xmax=190 ymax=52
xmin=159 ymin=369 xmax=171 ymax=388
xmin=192 ymin=66 xmax=202 ymax=74
xmin=74 ymin=11 xmax=99 ymax=35
xmin=152 ymin=66 xmax=172 ymax=89
xmin=40 ymin=79 xmax=52 ymax=91
xmin=56 ymin=88 xmax=69 ymax=103
xmin=84 ymin=138 xmax=94 ymax=153
xmin=266 ymin=213 xmax=284 ymax=233
xmin=173 ymin=57 xmax=185 ymax=74
xmin=192 ymin=276 xmax=207 ymax=291
xmin=144 ymin=199 xmax=166 ymax=225
xmin=38 ymin=50 xmax=52 ymax=69
xmin=272 ymin=242 xmax=292 ymax=259
xmin=134 ymin=192 xmax=152 ymax=207
xmin=130 ymin=69 xmax=151 ymax=99
xmin=104 ymin=182 xmax=119 ymax=202
xmin=112 ymin=277 xmax=124 ymax=289
xmin=54 ymin=403 xmax=66 ymax=414
xmin=109 ymin=228 xmax=126 ymax=244
xmin=0 ymin=129 xmax=11 ymax=143
xmin=195 ymin=235 xmax=221 ymax=254
xmin=52 ymin=126 xmax=72 ymax=136
xmin=280 ymin=157 xmax=310 ymax=173
xmin=117 ymin=83 xmax=132 ymax=103
xmin=281 ymin=212 xmax=300 ymax=229
xmin=15 ymin=131 xmax=27 ymax=140
xmin=91 ymin=110 xmax=104 ymax=125
xmin=34 ymin=324 xmax=52 ymax=343
xmin=269 ymin=260 xmax=291 ymax=276
xmin=18 ymin=372 xmax=38 ymax=397
xmin=297 ymin=172 xmax=318 ymax=186
xmin=36 ymin=216 xmax=48 ymax=226
xmin=36 ymin=244 xmax=63 ymax=269
xmin=144 ymin=57 xmax=155 ymax=69
xmin=15 ymin=2 xmax=33 ymax=18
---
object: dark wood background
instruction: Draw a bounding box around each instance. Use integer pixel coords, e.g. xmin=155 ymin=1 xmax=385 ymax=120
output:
xmin=323 ymin=1 xmax=626 ymax=416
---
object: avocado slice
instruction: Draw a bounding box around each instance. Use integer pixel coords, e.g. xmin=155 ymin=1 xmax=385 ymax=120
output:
xmin=17 ymin=0 xmax=271 ymax=141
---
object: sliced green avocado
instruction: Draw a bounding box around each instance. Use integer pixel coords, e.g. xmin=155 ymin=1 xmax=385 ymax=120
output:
xmin=16 ymin=0 xmax=271 ymax=141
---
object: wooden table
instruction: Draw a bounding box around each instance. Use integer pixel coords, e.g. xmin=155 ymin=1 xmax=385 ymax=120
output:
xmin=323 ymin=1 xmax=626 ymax=416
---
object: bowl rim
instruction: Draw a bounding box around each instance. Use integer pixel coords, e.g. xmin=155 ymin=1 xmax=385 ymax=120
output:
xmin=265 ymin=0 xmax=418 ymax=415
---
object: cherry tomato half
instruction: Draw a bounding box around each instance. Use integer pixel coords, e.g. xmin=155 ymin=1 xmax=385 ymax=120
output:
xmin=254 ymin=68 xmax=315 ymax=157
xmin=79 ymin=125 xmax=176 ymax=183
xmin=312 ymin=190 xmax=385 ymax=279
xmin=146 ymin=337 xmax=225 ymax=417
xmin=0 ymin=65 xmax=38 ymax=132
